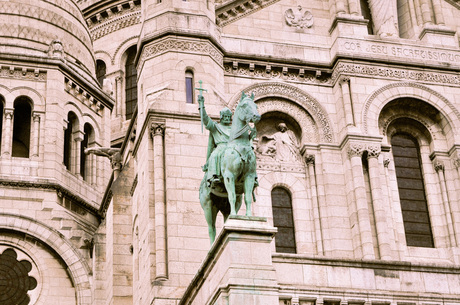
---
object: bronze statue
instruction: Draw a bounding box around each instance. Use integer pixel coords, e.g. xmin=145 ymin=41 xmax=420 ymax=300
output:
xmin=198 ymin=89 xmax=260 ymax=244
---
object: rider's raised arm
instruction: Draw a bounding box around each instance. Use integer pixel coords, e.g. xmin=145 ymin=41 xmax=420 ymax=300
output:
xmin=198 ymin=95 xmax=214 ymax=129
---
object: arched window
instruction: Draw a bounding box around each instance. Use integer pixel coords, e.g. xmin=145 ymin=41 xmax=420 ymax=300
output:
xmin=96 ymin=60 xmax=107 ymax=87
xmin=125 ymin=46 xmax=137 ymax=120
xmin=271 ymin=187 xmax=296 ymax=253
xmin=12 ymin=97 xmax=31 ymax=158
xmin=64 ymin=112 xmax=78 ymax=170
xmin=392 ymin=133 xmax=434 ymax=248
xmin=80 ymin=123 xmax=94 ymax=180
xmin=360 ymin=0 xmax=374 ymax=34
xmin=185 ymin=70 xmax=194 ymax=104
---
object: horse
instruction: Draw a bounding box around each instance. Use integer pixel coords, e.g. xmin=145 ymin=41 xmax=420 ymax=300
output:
xmin=199 ymin=92 xmax=261 ymax=244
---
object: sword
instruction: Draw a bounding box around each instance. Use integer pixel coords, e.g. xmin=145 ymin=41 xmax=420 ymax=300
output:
xmin=195 ymin=80 xmax=207 ymax=133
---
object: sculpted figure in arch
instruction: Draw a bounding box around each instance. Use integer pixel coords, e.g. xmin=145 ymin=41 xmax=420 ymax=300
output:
xmin=259 ymin=122 xmax=300 ymax=162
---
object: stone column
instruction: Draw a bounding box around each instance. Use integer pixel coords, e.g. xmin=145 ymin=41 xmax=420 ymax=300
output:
xmin=348 ymin=0 xmax=359 ymax=15
xmin=31 ymin=112 xmax=41 ymax=158
xmin=151 ymin=122 xmax=167 ymax=280
xmin=434 ymin=160 xmax=457 ymax=247
xmin=339 ymin=77 xmax=354 ymax=127
xmin=420 ymin=0 xmax=433 ymax=25
xmin=367 ymin=145 xmax=393 ymax=260
xmin=348 ymin=143 xmax=374 ymax=259
xmin=336 ymin=0 xmax=346 ymax=15
xmin=432 ymin=0 xmax=445 ymax=25
xmin=2 ymin=109 xmax=14 ymax=157
xmin=306 ymin=154 xmax=324 ymax=255
xmin=73 ymin=131 xmax=84 ymax=175
xmin=115 ymin=76 xmax=123 ymax=117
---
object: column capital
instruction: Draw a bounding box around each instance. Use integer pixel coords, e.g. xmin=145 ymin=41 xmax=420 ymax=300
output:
xmin=347 ymin=142 xmax=365 ymax=159
xmin=32 ymin=113 xmax=41 ymax=122
xmin=339 ymin=76 xmax=350 ymax=84
xmin=383 ymin=158 xmax=391 ymax=168
xmin=454 ymin=158 xmax=460 ymax=168
xmin=367 ymin=144 xmax=381 ymax=159
xmin=434 ymin=160 xmax=445 ymax=172
xmin=305 ymin=154 xmax=315 ymax=165
xmin=4 ymin=108 xmax=13 ymax=119
xmin=150 ymin=122 xmax=165 ymax=137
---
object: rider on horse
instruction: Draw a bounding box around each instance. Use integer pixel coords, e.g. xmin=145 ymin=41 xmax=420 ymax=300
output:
xmin=198 ymin=95 xmax=232 ymax=188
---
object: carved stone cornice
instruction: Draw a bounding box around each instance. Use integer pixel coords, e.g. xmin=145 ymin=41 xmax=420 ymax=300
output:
xmin=0 ymin=66 xmax=46 ymax=82
xmin=333 ymin=62 xmax=460 ymax=86
xmin=64 ymin=77 xmax=104 ymax=115
xmin=224 ymin=62 xmax=331 ymax=85
xmin=216 ymin=0 xmax=281 ymax=27
xmin=139 ymin=37 xmax=223 ymax=69
xmin=90 ymin=11 xmax=141 ymax=40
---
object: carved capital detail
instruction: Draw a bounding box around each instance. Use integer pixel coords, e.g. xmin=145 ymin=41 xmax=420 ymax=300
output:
xmin=347 ymin=143 xmax=365 ymax=158
xmin=4 ymin=109 xmax=13 ymax=119
xmin=383 ymin=158 xmax=391 ymax=168
xmin=33 ymin=113 xmax=41 ymax=123
xmin=339 ymin=76 xmax=350 ymax=85
xmin=434 ymin=160 xmax=445 ymax=172
xmin=305 ymin=154 xmax=315 ymax=165
xmin=367 ymin=144 xmax=381 ymax=158
xmin=150 ymin=123 xmax=165 ymax=137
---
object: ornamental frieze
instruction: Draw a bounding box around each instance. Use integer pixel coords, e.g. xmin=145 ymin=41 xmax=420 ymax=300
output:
xmin=224 ymin=62 xmax=331 ymax=85
xmin=138 ymin=37 xmax=223 ymax=68
xmin=90 ymin=12 xmax=141 ymax=40
xmin=0 ymin=67 xmax=46 ymax=82
xmin=332 ymin=62 xmax=460 ymax=86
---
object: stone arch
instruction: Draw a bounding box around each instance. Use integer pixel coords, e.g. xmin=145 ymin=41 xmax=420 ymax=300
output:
xmin=6 ymin=87 xmax=45 ymax=109
xmin=112 ymin=36 xmax=139 ymax=67
xmin=256 ymin=171 xmax=313 ymax=254
xmin=229 ymin=82 xmax=334 ymax=143
xmin=0 ymin=213 xmax=92 ymax=305
xmin=362 ymin=82 xmax=460 ymax=143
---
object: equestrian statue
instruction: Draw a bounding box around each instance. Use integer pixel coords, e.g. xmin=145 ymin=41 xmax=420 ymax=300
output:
xmin=197 ymin=85 xmax=261 ymax=244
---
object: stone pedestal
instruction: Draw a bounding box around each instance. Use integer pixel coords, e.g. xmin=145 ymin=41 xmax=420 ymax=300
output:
xmin=179 ymin=216 xmax=278 ymax=305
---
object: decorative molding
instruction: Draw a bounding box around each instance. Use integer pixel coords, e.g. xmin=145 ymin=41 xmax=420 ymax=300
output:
xmin=229 ymin=82 xmax=333 ymax=143
xmin=224 ymin=62 xmax=331 ymax=85
xmin=332 ymin=62 xmax=460 ymax=86
xmin=216 ymin=0 xmax=281 ymax=27
xmin=139 ymin=37 xmax=223 ymax=69
xmin=256 ymin=160 xmax=305 ymax=173
xmin=90 ymin=11 xmax=141 ymax=41
xmin=363 ymin=82 xmax=460 ymax=134
xmin=381 ymin=113 xmax=433 ymax=137
xmin=0 ymin=2 xmax=91 ymax=47
xmin=64 ymin=77 xmax=104 ymax=115
xmin=0 ymin=179 xmax=99 ymax=215
xmin=0 ymin=66 xmax=46 ymax=82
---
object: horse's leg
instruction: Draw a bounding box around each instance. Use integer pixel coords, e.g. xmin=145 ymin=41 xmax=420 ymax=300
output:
xmin=223 ymin=172 xmax=237 ymax=215
xmin=200 ymin=178 xmax=217 ymax=244
xmin=235 ymin=194 xmax=243 ymax=215
xmin=243 ymin=173 xmax=256 ymax=216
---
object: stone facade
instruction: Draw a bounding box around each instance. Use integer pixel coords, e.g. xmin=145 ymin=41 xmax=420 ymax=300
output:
xmin=2 ymin=0 xmax=460 ymax=304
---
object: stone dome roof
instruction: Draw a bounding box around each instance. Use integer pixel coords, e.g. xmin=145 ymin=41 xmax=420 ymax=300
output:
xmin=0 ymin=0 xmax=95 ymax=73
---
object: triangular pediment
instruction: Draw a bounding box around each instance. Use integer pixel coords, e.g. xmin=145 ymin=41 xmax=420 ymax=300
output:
xmin=215 ymin=0 xmax=281 ymax=26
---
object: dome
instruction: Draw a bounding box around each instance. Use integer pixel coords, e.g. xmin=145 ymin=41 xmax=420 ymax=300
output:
xmin=0 ymin=0 xmax=95 ymax=73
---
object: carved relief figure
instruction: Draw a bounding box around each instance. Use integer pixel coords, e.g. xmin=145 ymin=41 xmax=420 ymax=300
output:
xmin=285 ymin=5 xmax=313 ymax=29
xmin=368 ymin=0 xmax=398 ymax=37
xmin=258 ymin=122 xmax=300 ymax=162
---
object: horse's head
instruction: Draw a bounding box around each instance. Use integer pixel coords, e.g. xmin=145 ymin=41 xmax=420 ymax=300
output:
xmin=237 ymin=92 xmax=261 ymax=124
